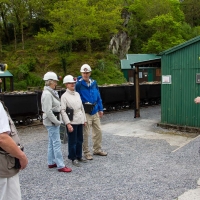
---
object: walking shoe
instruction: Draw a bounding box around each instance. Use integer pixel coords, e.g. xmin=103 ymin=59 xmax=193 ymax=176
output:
xmin=58 ymin=167 xmax=72 ymax=172
xmin=48 ymin=163 xmax=57 ymax=168
xmin=77 ymin=157 xmax=87 ymax=163
xmin=93 ymin=151 xmax=108 ymax=156
xmin=72 ymin=159 xmax=80 ymax=167
xmin=84 ymin=154 xmax=93 ymax=160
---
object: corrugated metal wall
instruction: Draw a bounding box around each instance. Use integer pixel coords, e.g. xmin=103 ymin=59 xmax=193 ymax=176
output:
xmin=161 ymin=42 xmax=200 ymax=127
xmin=122 ymin=70 xmax=129 ymax=81
xmin=124 ymin=69 xmax=160 ymax=83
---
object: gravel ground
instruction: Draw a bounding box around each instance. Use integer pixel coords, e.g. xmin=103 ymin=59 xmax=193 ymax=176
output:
xmin=17 ymin=105 xmax=200 ymax=200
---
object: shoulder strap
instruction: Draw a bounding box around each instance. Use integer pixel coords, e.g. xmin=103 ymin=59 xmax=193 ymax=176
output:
xmin=0 ymin=100 xmax=20 ymax=145
xmin=46 ymin=88 xmax=60 ymax=102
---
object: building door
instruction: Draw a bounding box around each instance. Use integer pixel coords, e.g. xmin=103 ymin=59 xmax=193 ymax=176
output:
xmin=148 ymin=69 xmax=154 ymax=82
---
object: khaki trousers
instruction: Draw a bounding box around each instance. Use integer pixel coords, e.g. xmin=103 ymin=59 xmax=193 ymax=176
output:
xmin=0 ymin=173 xmax=21 ymax=200
xmin=83 ymin=113 xmax=102 ymax=155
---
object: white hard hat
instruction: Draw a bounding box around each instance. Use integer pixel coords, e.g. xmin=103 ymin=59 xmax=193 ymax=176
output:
xmin=63 ymin=75 xmax=77 ymax=84
xmin=43 ymin=72 xmax=59 ymax=81
xmin=80 ymin=64 xmax=92 ymax=72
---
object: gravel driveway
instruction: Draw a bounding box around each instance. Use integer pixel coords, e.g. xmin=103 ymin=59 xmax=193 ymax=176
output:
xmin=18 ymin=105 xmax=200 ymax=200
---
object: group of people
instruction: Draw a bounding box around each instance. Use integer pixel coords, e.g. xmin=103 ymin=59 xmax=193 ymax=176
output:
xmin=41 ymin=64 xmax=107 ymax=173
xmin=0 ymin=63 xmax=107 ymax=199
xmin=2 ymin=63 xmax=200 ymax=199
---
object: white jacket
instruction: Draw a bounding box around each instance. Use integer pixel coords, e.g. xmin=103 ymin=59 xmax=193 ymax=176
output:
xmin=61 ymin=89 xmax=86 ymax=125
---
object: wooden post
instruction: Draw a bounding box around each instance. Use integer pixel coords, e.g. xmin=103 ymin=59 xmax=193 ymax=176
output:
xmin=134 ymin=66 xmax=140 ymax=118
xmin=3 ymin=78 xmax=6 ymax=92
xmin=10 ymin=77 xmax=14 ymax=91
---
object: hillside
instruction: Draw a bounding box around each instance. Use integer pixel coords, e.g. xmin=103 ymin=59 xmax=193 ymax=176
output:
xmin=1 ymin=38 xmax=126 ymax=91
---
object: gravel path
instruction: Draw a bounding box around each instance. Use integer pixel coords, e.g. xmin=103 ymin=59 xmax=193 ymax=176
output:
xmin=18 ymin=105 xmax=200 ymax=200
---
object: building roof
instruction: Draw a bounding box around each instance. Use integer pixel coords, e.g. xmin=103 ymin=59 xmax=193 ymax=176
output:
xmin=159 ymin=35 xmax=200 ymax=55
xmin=131 ymin=58 xmax=161 ymax=68
xmin=0 ymin=70 xmax=13 ymax=77
xmin=121 ymin=54 xmax=161 ymax=69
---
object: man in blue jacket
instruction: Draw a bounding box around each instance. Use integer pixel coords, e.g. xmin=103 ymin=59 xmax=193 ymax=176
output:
xmin=75 ymin=64 xmax=107 ymax=160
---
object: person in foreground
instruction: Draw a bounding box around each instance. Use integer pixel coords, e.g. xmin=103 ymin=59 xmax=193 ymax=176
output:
xmin=0 ymin=101 xmax=28 ymax=200
xmin=75 ymin=64 xmax=107 ymax=160
xmin=61 ymin=75 xmax=87 ymax=167
xmin=41 ymin=72 xmax=72 ymax=173
xmin=194 ymin=96 xmax=200 ymax=104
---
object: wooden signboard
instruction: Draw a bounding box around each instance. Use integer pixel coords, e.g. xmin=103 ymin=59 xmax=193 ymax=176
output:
xmin=156 ymin=69 xmax=161 ymax=76
xmin=60 ymin=123 xmax=67 ymax=144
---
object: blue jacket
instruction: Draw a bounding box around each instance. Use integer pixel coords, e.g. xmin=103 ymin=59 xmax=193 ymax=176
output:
xmin=75 ymin=76 xmax=103 ymax=115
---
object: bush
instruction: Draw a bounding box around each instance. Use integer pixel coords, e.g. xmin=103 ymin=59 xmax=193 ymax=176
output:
xmin=14 ymin=80 xmax=27 ymax=90
xmin=13 ymin=72 xmax=42 ymax=90
xmin=26 ymin=73 xmax=43 ymax=87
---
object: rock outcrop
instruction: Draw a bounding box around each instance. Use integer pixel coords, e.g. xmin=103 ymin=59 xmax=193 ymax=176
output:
xmin=109 ymin=9 xmax=131 ymax=59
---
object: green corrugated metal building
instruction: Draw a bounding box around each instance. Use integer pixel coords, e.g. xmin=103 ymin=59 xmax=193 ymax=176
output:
xmin=120 ymin=54 xmax=161 ymax=82
xmin=159 ymin=36 xmax=200 ymax=128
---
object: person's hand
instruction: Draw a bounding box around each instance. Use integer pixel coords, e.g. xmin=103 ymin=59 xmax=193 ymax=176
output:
xmin=98 ymin=111 xmax=103 ymax=118
xmin=67 ymin=124 xmax=73 ymax=132
xmin=194 ymin=97 xmax=200 ymax=104
xmin=19 ymin=153 xmax=28 ymax=170
xmin=84 ymin=122 xmax=87 ymax=126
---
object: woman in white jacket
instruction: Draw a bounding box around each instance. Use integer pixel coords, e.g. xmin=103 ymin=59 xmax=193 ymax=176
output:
xmin=41 ymin=72 xmax=72 ymax=173
xmin=61 ymin=75 xmax=87 ymax=167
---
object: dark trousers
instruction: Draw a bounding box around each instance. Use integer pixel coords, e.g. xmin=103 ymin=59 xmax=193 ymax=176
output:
xmin=67 ymin=124 xmax=83 ymax=161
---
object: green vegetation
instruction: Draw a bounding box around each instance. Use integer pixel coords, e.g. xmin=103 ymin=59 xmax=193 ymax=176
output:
xmin=4 ymin=42 xmax=126 ymax=89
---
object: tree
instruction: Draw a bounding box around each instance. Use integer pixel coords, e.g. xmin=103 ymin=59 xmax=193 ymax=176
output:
xmin=181 ymin=0 xmax=200 ymax=27
xmin=127 ymin=0 xmax=185 ymax=53
xmin=0 ymin=1 xmax=10 ymax=44
xmin=36 ymin=0 xmax=97 ymax=52
xmin=142 ymin=14 xmax=185 ymax=53
xmin=0 ymin=17 xmax=3 ymax=52
xmin=7 ymin=0 xmax=29 ymax=50
xmin=36 ymin=0 xmax=123 ymax=53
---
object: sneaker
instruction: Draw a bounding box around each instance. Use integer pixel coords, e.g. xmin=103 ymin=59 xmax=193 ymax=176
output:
xmin=93 ymin=151 xmax=108 ymax=156
xmin=84 ymin=154 xmax=93 ymax=160
xmin=58 ymin=167 xmax=72 ymax=172
xmin=48 ymin=163 xmax=57 ymax=168
xmin=72 ymin=159 xmax=80 ymax=167
xmin=77 ymin=157 xmax=87 ymax=163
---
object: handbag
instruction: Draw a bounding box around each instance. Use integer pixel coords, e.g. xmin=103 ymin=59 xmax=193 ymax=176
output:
xmin=66 ymin=107 xmax=74 ymax=121
xmin=83 ymin=102 xmax=96 ymax=114
xmin=60 ymin=123 xmax=67 ymax=144
xmin=14 ymin=145 xmax=24 ymax=169
xmin=0 ymin=150 xmax=19 ymax=178
xmin=53 ymin=112 xmax=60 ymax=120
